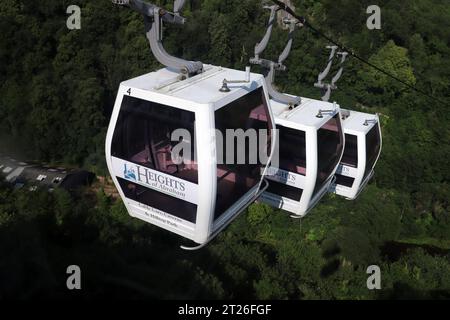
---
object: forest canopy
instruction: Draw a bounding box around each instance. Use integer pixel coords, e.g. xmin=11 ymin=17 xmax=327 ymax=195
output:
xmin=0 ymin=0 xmax=449 ymax=299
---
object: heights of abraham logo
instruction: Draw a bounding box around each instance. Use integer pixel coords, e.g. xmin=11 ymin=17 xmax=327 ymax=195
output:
xmin=123 ymin=163 xmax=137 ymax=181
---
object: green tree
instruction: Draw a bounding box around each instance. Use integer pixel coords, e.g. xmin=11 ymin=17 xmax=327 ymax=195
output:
xmin=359 ymin=40 xmax=416 ymax=105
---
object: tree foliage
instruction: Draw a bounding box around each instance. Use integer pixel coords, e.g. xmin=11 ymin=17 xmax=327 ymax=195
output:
xmin=0 ymin=0 xmax=449 ymax=299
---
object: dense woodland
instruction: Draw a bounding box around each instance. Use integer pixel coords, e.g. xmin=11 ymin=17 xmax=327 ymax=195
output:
xmin=0 ymin=0 xmax=449 ymax=299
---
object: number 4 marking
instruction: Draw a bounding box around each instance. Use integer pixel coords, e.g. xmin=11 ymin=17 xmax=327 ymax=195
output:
xmin=127 ymin=88 xmax=131 ymax=95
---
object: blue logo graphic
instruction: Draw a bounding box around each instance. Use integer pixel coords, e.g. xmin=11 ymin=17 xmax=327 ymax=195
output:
xmin=124 ymin=163 xmax=136 ymax=181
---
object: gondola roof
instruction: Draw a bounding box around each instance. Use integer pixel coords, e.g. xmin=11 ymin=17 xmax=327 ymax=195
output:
xmin=269 ymin=96 xmax=339 ymax=128
xmin=120 ymin=65 xmax=263 ymax=105
xmin=341 ymin=109 xmax=379 ymax=134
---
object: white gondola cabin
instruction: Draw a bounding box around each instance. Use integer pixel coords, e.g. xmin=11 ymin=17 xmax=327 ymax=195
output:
xmin=105 ymin=65 xmax=276 ymax=246
xmin=247 ymin=9 xmax=345 ymax=217
xmin=330 ymin=109 xmax=382 ymax=199
xmin=258 ymin=97 xmax=345 ymax=217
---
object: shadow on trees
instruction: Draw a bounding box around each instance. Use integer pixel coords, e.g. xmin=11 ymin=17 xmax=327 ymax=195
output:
xmin=0 ymin=191 xmax=223 ymax=299
xmin=377 ymin=282 xmax=450 ymax=300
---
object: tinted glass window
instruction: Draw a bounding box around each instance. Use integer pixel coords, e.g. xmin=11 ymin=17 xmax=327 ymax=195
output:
xmin=341 ymin=134 xmax=358 ymax=168
xmin=117 ymin=177 xmax=197 ymax=223
xmin=313 ymin=114 xmax=344 ymax=197
xmin=364 ymin=124 xmax=381 ymax=179
xmin=335 ymin=174 xmax=355 ymax=188
xmin=214 ymin=87 xmax=272 ymax=220
xmin=266 ymin=180 xmax=302 ymax=201
xmin=112 ymin=95 xmax=198 ymax=184
xmin=111 ymin=96 xmax=198 ymax=223
xmin=277 ymin=125 xmax=306 ymax=175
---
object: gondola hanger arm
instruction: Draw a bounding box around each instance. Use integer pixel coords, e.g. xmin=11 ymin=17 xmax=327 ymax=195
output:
xmin=316 ymin=45 xmax=338 ymax=86
xmin=173 ymin=0 xmax=186 ymax=14
xmin=331 ymin=52 xmax=348 ymax=87
xmin=112 ymin=0 xmax=203 ymax=78
xmin=250 ymin=7 xmax=301 ymax=107
xmin=253 ymin=5 xmax=278 ymax=61
xmin=314 ymin=47 xmax=348 ymax=102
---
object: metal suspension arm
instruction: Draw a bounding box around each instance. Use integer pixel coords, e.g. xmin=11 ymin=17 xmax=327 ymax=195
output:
xmin=173 ymin=0 xmax=186 ymax=14
xmin=264 ymin=61 xmax=301 ymax=106
xmin=314 ymin=47 xmax=348 ymax=102
xmin=278 ymin=18 xmax=296 ymax=64
xmin=267 ymin=20 xmax=301 ymax=106
xmin=331 ymin=52 xmax=348 ymax=87
xmin=316 ymin=45 xmax=337 ymax=85
xmin=250 ymin=8 xmax=301 ymax=106
xmin=254 ymin=5 xmax=278 ymax=60
xmin=112 ymin=0 xmax=203 ymax=77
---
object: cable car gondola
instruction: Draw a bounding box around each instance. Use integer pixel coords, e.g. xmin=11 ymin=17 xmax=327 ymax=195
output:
xmin=106 ymin=0 xmax=276 ymax=248
xmin=309 ymin=44 xmax=383 ymax=200
xmin=330 ymin=109 xmax=382 ymax=199
xmin=250 ymin=7 xmax=345 ymax=217
xmin=308 ymin=42 xmax=381 ymax=200
xmin=261 ymin=98 xmax=344 ymax=217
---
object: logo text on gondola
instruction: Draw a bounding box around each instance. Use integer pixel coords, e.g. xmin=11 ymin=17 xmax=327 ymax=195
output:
xmin=113 ymin=157 xmax=198 ymax=204
xmin=135 ymin=165 xmax=186 ymax=192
